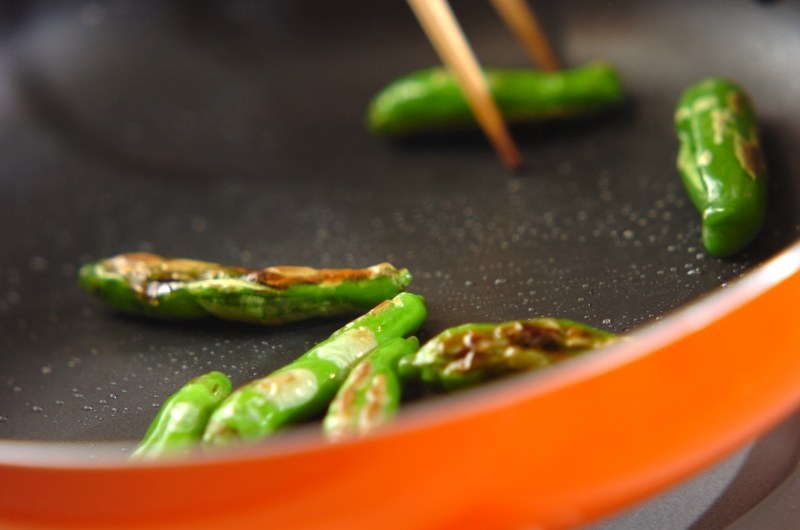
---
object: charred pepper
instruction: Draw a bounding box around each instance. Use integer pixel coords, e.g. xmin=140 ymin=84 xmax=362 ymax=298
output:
xmin=675 ymin=78 xmax=768 ymax=257
xmin=322 ymin=336 xmax=419 ymax=441
xmin=79 ymin=253 xmax=412 ymax=324
xmin=202 ymin=293 xmax=427 ymax=446
xmin=398 ymin=318 xmax=615 ymax=390
xmin=367 ymin=61 xmax=623 ymax=136
xmin=130 ymin=371 xmax=231 ymax=460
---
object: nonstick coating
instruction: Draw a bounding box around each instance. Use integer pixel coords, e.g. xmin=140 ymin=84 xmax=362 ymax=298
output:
xmin=1 ymin=0 xmax=800 ymax=443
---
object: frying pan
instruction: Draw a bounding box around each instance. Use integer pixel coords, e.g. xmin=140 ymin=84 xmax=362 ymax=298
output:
xmin=2 ymin=0 xmax=800 ymax=528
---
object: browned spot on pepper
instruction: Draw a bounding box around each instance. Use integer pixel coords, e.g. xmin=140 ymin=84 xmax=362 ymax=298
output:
xmin=105 ymin=253 xmax=164 ymax=274
xmin=105 ymin=253 xmax=248 ymax=283
xmin=368 ymin=299 xmax=393 ymax=315
xmin=727 ymin=90 xmax=744 ymax=114
xmin=255 ymin=369 xmax=298 ymax=394
xmin=336 ymin=378 xmax=360 ymax=417
xmin=161 ymin=258 xmax=242 ymax=276
xmin=362 ymin=374 xmax=389 ymax=428
xmin=503 ymin=322 xmax=564 ymax=351
xmin=250 ymin=265 xmax=381 ymax=289
xmin=342 ymin=361 xmax=373 ymax=413
xmin=203 ymin=421 xmax=240 ymax=442
xmin=444 ymin=350 xmax=476 ymax=374
xmin=734 ymin=133 xmax=764 ymax=179
xmin=326 ymin=361 xmax=374 ymax=441
xmin=103 ymin=254 xmax=164 ymax=295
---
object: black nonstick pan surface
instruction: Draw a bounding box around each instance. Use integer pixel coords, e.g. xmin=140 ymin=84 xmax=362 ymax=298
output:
xmin=2 ymin=0 xmax=800 ymax=526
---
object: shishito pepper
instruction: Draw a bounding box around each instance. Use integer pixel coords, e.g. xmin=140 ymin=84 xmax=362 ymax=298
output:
xmin=322 ymin=336 xmax=419 ymax=441
xmin=202 ymin=293 xmax=427 ymax=446
xmin=79 ymin=253 xmax=412 ymax=324
xmin=397 ymin=319 xmax=616 ymax=391
xmin=367 ymin=61 xmax=623 ymax=136
xmin=674 ymin=78 xmax=768 ymax=257
xmin=130 ymin=371 xmax=231 ymax=460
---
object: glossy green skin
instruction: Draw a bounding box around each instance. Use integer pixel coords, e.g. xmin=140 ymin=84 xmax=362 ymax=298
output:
xmin=675 ymin=78 xmax=767 ymax=257
xmin=202 ymin=293 xmax=427 ymax=446
xmin=367 ymin=61 xmax=624 ymax=136
xmin=398 ymin=319 xmax=615 ymax=391
xmin=130 ymin=371 xmax=232 ymax=460
xmin=79 ymin=255 xmax=412 ymax=324
xmin=322 ymin=336 xmax=419 ymax=441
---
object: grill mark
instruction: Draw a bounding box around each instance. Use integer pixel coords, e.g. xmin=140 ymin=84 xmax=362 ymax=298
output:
xmin=203 ymin=420 xmax=240 ymax=442
xmin=340 ymin=361 xmax=373 ymax=416
xmin=504 ymin=322 xmax=564 ymax=350
xmin=326 ymin=361 xmax=374 ymax=441
xmin=250 ymin=266 xmax=375 ymax=289
xmin=362 ymin=374 xmax=389 ymax=429
xmin=105 ymin=253 xmax=248 ymax=284
xmin=734 ymin=133 xmax=764 ymax=180
xmin=368 ymin=299 xmax=393 ymax=315
xmin=727 ymin=91 xmax=744 ymax=114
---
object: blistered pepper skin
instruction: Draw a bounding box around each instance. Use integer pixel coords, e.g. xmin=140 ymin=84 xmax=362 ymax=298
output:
xmin=202 ymin=293 xmax=427 ymax=447
xmin=675 ymin=78 xmax=768 ymax=257
xmin=397 ymin=319 xmax=616 ymax=391
xmin=322 ymin=336 xmax=419 ymax=442
xmin=130 ymin=371 xmax=231 ymax=460
xmin=367 ymin=61 xmax=623 ymax=136
xmin=79 ymin=253 xmax=412 ymax=324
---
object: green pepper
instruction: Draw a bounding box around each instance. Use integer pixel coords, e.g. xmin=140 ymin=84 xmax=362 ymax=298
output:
xmin=202 ymin=293 xmax=427 ymax=446
xmin=322 ymin=336 xmax=419 ymax=442
xmin=397 ymin=319 xmax=616 ymax=391
xmin=675 ymin=78 xmax=768 ymax=257
xmin=130 ymin=371 xmax=232 ymax=460
xmin=79 ymin=253 xmax=412 ymax=324
xmin=366 ymin=61 xmax=623 ymax=136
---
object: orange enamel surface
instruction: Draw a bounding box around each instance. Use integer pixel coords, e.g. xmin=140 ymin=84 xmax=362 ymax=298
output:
xmin=3 ymin=253 xmax=800 ymax=529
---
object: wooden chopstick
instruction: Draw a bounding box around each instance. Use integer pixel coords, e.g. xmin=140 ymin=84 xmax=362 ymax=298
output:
xmin=406 ymin=0 xmax=524 ymax=171
xmin=488 ymin=0 xmax=559 ymax=71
